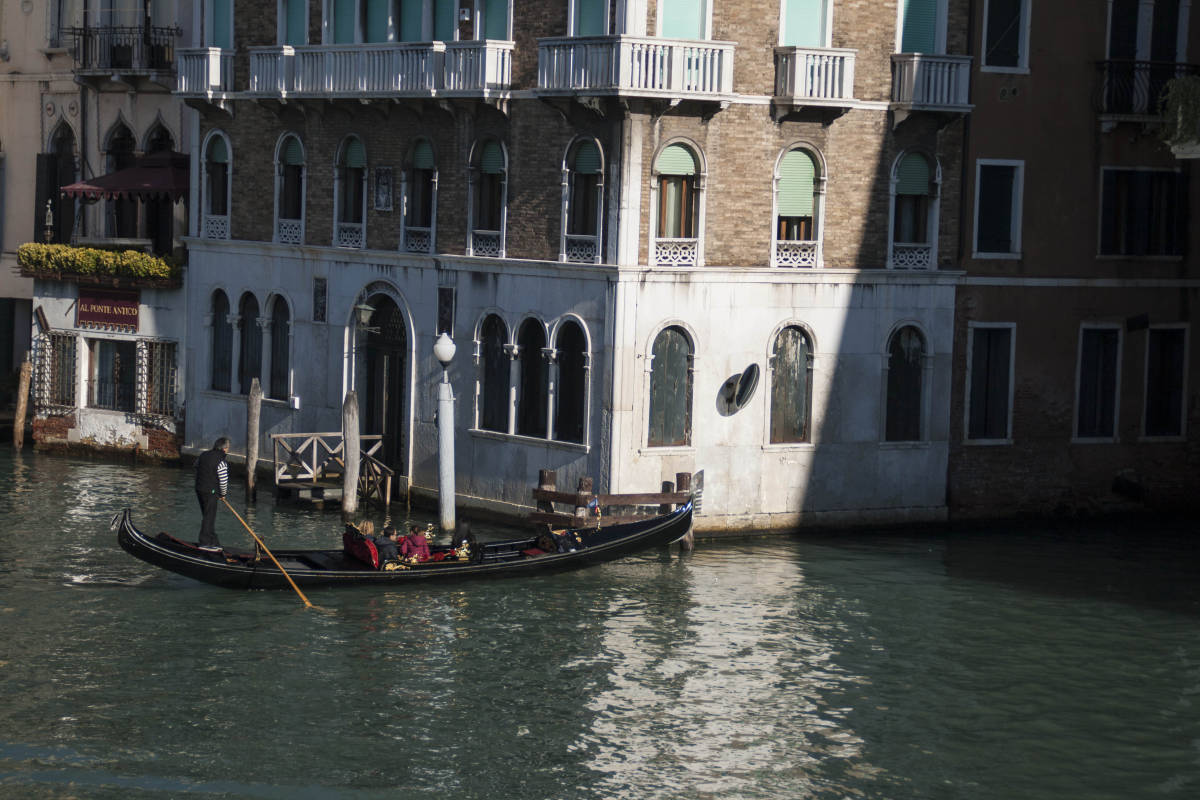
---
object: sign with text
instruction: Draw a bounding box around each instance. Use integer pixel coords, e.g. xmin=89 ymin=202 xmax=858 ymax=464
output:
xmin=77 ymin=288 xmax=140 ymax=331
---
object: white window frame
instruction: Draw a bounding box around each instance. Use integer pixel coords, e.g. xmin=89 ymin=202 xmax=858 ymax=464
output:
xmin=972 ymin=158 xmax=1024 ymax=259
xmin=771 ymin=144 xmax=826 ymax=268
xmin=649 ymin=140 xmax=706 ymax=268
xmin=1072 ymin=323 xmax=1123 ymax=444
xmin=200 ymin=129 xmax=232 ymax=240
xmin=887 ymin=150 xmax=941 ymax=269
xmin=981 ymin=0 xmax=1032 ymax=73
xmin=273 ymin=133 xmax=306 ymax=245
xmin=466 ymin=138 xmax=507 ymax=258
xmin=964 ymin=321 xmax=1016 ymax=445
xmin=559 ymin=137 xmax=605 ymax=264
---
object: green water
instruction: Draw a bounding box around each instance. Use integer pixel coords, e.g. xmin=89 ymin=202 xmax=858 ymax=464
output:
xmin=0 ymin=451 xmax=1197 ymax=798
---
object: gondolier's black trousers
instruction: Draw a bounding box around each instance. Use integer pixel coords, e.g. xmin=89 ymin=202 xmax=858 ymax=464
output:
xmin=196 ymin=490 xmax=222 ymax=548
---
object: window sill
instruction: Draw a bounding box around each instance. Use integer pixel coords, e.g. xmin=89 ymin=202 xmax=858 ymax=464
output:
xmin=962 ymin=437 xmax=1012 ymax=446
xmin=971 ymin=251 xmax=1022 ymax=260
xmin=879 ymin=440 xmax=931 ymax=450
xmin=468 ymin=428 xmax=589 ymax=453
xmin=760 ymin=441 xmax=814 ymax=451
xmin=980 ymin=65 xmax=1030 ymax=75
xmin=1095 ymin=254 xmax=1184 ymax=262
xmin=1070 ymin=436 xmax=1117 ymax=445
xmin=638 ymin=444 xmax=695 ymax=456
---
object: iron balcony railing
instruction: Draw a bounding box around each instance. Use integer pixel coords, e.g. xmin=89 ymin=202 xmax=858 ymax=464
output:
xmin=66 ymin=25 xmax=179 ymax=72
xmin=1096 ymin=60 xmax=1200 ymax=116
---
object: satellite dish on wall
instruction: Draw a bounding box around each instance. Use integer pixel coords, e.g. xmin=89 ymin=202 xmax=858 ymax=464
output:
xmin=716 ymin=363 xmax=760 ymax=417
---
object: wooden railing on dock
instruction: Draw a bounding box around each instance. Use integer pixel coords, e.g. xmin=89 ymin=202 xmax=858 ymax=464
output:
xmin=527 ymin=469 xmax=696 ymax=529
xmin=270 ymin=432 xmax=394 ymax=507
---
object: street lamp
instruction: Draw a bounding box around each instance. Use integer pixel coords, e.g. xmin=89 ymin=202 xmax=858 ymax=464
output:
xmin=353 ymin=302 xmax=378 ymax=334
xmin=434 ymin=332 xmax=456 ymax=534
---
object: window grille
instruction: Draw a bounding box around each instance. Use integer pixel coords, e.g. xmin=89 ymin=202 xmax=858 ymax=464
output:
xmin=140 ymin=340 xmax=178 ymax=417
xmin=35 ymin=332 xmax=77 ymax=409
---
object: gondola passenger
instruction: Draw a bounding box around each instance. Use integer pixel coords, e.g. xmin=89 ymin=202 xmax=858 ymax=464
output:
xmin=401 ymin=524 xmax=431 ymax=563
xmin=373 ymin=525 xmax=401 ymax=564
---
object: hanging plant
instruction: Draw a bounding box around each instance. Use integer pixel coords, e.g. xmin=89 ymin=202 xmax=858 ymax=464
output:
xmin=17 ymin=243 xmax=181 ymax=284
xmin=1159 ymin=75 xmax=1200 ymax=146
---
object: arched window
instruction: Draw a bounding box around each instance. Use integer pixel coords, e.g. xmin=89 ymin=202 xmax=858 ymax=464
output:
xmin=516 ymin=319 xmax=547 ymax=438
xmin=335 ymin=135 xmax=366 ymax=248
xmin=653 ymin=143 xmax=701 ymax=266
xmin=238 ymin=293 xmax=262 ymax=395
xmin=144 ymin=123 xmax=173 ymax=154
xmin=41 ymin=124 xmax=77 ymax=244
xmin=562 ymin=139 xmax=604 ymax=263
xmin=770 ymin=326 xmax=814 ymax=443
xmin=105 ymin=124 xmax=137 ymax=239
xmin=647 ymin=326 xmax=693 ymax=447
xmin=275 ymin=134 xmax=305 ymax=244
xmin=141 ymin=124 xmax=176 ymax=255
xmin=269 ymin=296 xmax=291 ymax=401
xmin=479 ymin=314 xmax=509 ymax=433
xmin=202 ymin=132 xmax=231 ymax=239
xmin=890 ymin=151 xmax=938 ymax=269
xmin=402 ymin=138 xmax=436 ymax=253
xmin=885 ymin=326 xmax=925 ymax=441
xmin=469 ymin=139 xmax=506 ymax=257
xmin=210 ymin=290 xmax=232 ymax=392
xmin=554 ymin=320 xmax=587 ymax=444
xmin=774 ymin=147 xmax=821 ymax=267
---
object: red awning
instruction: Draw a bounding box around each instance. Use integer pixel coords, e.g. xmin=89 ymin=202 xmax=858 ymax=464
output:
xmin=61 ymin=151 xmax=189 ymax=202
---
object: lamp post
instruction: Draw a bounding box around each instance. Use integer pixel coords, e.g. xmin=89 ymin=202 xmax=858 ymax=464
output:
xmin=434 ymin=332 xmax=456 ymax=534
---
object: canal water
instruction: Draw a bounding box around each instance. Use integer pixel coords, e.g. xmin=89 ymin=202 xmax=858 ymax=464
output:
xmin=1 ymin=451 xmax=1198 ymax=799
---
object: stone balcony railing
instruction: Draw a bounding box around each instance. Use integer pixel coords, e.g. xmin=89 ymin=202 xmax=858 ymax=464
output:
xmin=891 ymin=53 xmax=972 ymax=121
xmin=441 ymin=40 xmax=513 ymax=96
xmin=176 ymin=48 xmax=235 ymax=96
xmin=537 ymin=36 xmax=735 ymax=100
xmin=774 ymin=47 xmax=856 ymax=108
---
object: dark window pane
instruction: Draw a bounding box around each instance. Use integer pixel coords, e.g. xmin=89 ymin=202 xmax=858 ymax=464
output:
xmin=270 ymin=299 xmax=290 ymax=400
xmin=517 ymin=320 xmax=547 ymax=438
xmin=886 ymin=327 xmax=924 ymax=441
xmin=1145 ymin=328 xmax=1185 ymax=436
xmin=1077 ymin=328 xmax=1119 ymax=438
xmin=967 ymin=327 xmax=1012 ymax=439
xmin=211 ymin=291 xmax=232 ymax=392
xmin=770 ymin=326 xmax=812 ymax=443
xmin=977 ymin=164 xmax=1015 ymax=253
xmin=280 ymin=164 xmax=303 ymax=220
xmin=648 ymin=327 xmax=692 ymax=447
xmin=480 ymin=315 xmax=509 ymax=433
xmin=238 ymin=294 xmax=262 ymax=395
xmin=985 ymin=0 xmax=1022 ymax=66
xmin=555 ymin=321 xmax=587 ymax=443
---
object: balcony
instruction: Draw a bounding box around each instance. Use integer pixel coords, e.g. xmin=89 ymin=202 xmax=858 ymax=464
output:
xmin=65 ymin=25 xmax=179 ymax=88
xmin=537 ymin=36 xmax=735 ymax=104
xmin=1096 ymin=60 xmax=1200 ymax=124
xmin=441 ymin=41 xmax=514 ymax=98
xmin=774 ymin=47 xmax=856 ymax=115
xmin=176 ymin=48 xmax=235 ymax=102
xmin=891 ymin=53 xmax=972 ymax=126
xmin=249 ymin=43 xmax=445 ymax=99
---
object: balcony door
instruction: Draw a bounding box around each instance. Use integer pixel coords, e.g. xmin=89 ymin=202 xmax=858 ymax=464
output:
xmin=572 ymin=0 xmax=606 ymax=36
xmin=207 ymin=0 xmax=232 ymax=48
xmin=900 ymin=0 xmax=940 ymax=53
xmin=363 ymin=295 xmax=409 ymax=472
xmin=782 ymin=0 xmax=827 ymax=48
xmin=660 ymin=0 xmax=707 ymax=39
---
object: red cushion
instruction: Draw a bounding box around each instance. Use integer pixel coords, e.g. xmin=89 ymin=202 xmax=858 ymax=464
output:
xmin=343 ymin=530 xmax=380 ymax=569
xmin=522 ymin=548 xmax=547 ymax=557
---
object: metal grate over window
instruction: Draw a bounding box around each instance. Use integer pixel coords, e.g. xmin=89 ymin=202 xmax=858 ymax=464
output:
xmin=36 ymin=332 xmax=78 ymax=409
xmin=140 ymin=339 xmax=178 ymax=417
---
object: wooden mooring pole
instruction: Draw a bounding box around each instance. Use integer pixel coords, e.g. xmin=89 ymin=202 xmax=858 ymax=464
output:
xmin=246 ymin=378 xmax=262 ymax=502
xmin=676 ymin=472 xmax=695 ymax=551
xmin=341 ymin=390 xmax=360 ymax=518
xmin=12 ymin=353 xmax=30 ymax=451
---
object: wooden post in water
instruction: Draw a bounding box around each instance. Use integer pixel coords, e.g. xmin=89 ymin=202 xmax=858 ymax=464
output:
xmin=246 ymin=378 xmax=262 ymax=502
xmin=341 ymin=390 xmax=360 ymax=517
xmin=537 ymin=469 xmax=557 ymax=514
xmin=573 ymin=476 xmax=593 ymax=525
xmin=12 ymin=353 xmax=31 ymax=450
xmin=676 ymin=471 xmax=695 ymax=551
xmin=659 ymin=480 xmax=675 ymax=515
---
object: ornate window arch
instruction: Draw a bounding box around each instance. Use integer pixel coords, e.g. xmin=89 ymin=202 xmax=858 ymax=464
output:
xmin=467 ymin=138 xmax=507 ymax=257
xmin=883 ymin=323 xmax=928 ymax=441
xmin=560 ymin=137 xmax=605 ymax=264
xmin=773 ymin=144 xmax=826 ymax=268
xmin=201 ymin=129 xmax=232 ymax=240
xmin=650 ymin=141 xmax=705 ymax=267
xmin=334 ymin=135 xmax=367 ymax=248
xmin=647 ymin=324 xmax=695 ymax=447
xmin=888 ymin=149 xmax=941 ymax=269
xmin=274 ymin=133 xmax=306 ymax=244
xmin=401 ymin=137 xmax=437 ymax=253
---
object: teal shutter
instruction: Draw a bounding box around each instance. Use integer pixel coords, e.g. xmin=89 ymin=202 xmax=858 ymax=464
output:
xmin=777 ymin=150 xmax=815 ymax=216
xmin=783 ymin=0 xmax=825 ymax=48
xmin=572 ymin=141 xmax=601 ymax=174
xmin=483 ymin=0 xmax=508 ymax=39
xmin=400 ymin=0 xmax=424 ymax=41
xmin=334 ymin=0 xmax=356 ymax=43
xmin=343 ymin=138 xmax=366 ymax=169
xmin=901 ymin=0 xmax=937 ymax=53
xmin=285 ymin=0 xmax=306 ymax=45
xmin=479 ymin=141 xmax=505 ymax=173
xmin=412 ymin=140 xmax=435 ymax=170
xmin=211 ymin=0 xmax=231 ymax=48
xmin=655 ymin=144 xmax=697 ymax=175
xmin=366 ymin=0 xmax=389 ymax=42
xmin=661 ymin=0 xmax=706 ymax=39
xmin=896 ymin=153 xmax=930 ymax=195
xmin=207 ymin=135 xmax=229 ymax=164
xmin=283 ymin=136 xmax=304 ymax=166
xmin=576 ymin=0 xmax=606 ymax=36
xmin=434 ymin=0 xmax=456 ymax=40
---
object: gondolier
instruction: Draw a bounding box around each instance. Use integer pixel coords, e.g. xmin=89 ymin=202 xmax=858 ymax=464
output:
xmin=195 ymin=437 xmax=230 ymax=551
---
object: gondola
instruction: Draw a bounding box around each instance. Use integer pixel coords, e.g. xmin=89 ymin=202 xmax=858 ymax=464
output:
xmin=114 ymin=502 xmax=693 ymax=590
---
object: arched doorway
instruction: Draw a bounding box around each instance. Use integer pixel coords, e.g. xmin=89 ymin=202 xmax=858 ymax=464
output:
xmin=362 ymin=295 xmax=408 ymax=471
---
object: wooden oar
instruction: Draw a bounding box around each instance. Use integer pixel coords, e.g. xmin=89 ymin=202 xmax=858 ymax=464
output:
xmin=221 ymin=497 xmax=314 ymax=609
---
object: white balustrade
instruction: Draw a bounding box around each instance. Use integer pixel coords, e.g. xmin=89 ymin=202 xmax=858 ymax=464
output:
xmin=176 ymin=48 xmax=234 ymax=95
xmin=202 ymin=215 xmax=230 ymax=240
xmin=275 ymin=218 xmax=303 ymax=245
xmin=470 ymin=230 xmax=503 ymax=257
xmin=538 ymin=36 xmax=734 ymax=98
xmin=890 ymin=243 xmax=933 ymax=269
xmin=335 ymin=222 xmax=364 ymax=249
xmin=774 ymin=240 xmax=819 ymax=268
xmin=891 ymin=53 xmax=972 ymax=109
xmin=443 ymin=41 xmax=513 ymax=93
xmin=654 ymin=238 xmax=698 ymax=266
xmin=249 ymin=43 xmax=445 ymax=98
xmin=775 ymin=47 xmax=856 ymax=102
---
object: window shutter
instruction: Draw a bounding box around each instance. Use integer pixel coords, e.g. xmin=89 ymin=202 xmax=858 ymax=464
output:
xmin=783 ymin=0 xmax=825 ymax=48
xmin=400 ymin=0 xmax=424 ymax=41
xmin=412 ymin=140 xmax=435 ymax=170
xmin=896 ymin=153 xmax=930 ymax=195
xmin=365 ymin=0 xmax=389 ymax=42
xmin=434 ymin=0 xmax=456 ymax=41
xmin=483 ymin=0 xmax=508 ymax=39
xmin=285 ymin=0 xmax=306 ymax=45
xmin=283 ymin=137 xmax=304 ymax=166
xmin=655 ymin=144 xmax=697 ymax=176
xmin=479 ymin=141 xmax=504 ymax=174
xmin=575 ymin=0 xmax=607 ymax=35
xmin=777 ymin=149 xmax=815 ymax=217
xmin=207 ymin=136 xmax=229 ymax=164
xmin=572 ymin=141 xmax=601 ymax=174
xmin=901 ymin=0 xmax=937 ymax=53
xmin=333 ymin=0 xmax=356 ymax=44
xmin=343 ymin=138 xmax=366 ymax=169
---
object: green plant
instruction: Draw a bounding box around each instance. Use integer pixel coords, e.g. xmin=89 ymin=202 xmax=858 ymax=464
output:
xmin=16 ymin=243 xmax=180 ymax=283
xmin=1159 ymin=75 xmax=1200 ymax=145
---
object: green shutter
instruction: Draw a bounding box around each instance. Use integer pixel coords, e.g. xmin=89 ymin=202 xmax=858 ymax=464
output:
xmin=283 ymin=136 xmax=304 ymax=166
xmin=483 ymin=0 xmax=508 ymax=39
xmin=901 ymin=0 xmax=937 ymax=53
xmin=343 ymin=137 xmax=366 ymax=169
xmin=661 ymin=0 xmax=706 ymax=39
xmin=366 ymin=0 xmax=389 ymax=42
xmin=434 ymin=0 xmax=456 ymax=40
xmin=412 ymin=140 xmax=435 ymax=170
xmin=777 ymin=150 xmax=815 ymax=216
xmin=334 ymin=0 xmax=356 ymax=43
xmin=285 ymin=0 xmax=306 ymax=45
xmin=896 ymin=153 xmax=930 ymax=195
xmin=207 ymin=135 xmax=229 ymax=164
xmin=576 ymin=0 xmax=606 ymax=36
xmin=211 ymin=0 xmax=232 ymax=48
xmin=655 ymin=144 xmax=697 ymax=175
xmin=572 ymin=141 xmax=601 ymax=174
xmin=400 ymin=0 xmax=424 ymax=41
xmin=480 ymin=141 xmax=504 ymax=174
xmin=783 ymin=0 xmax=825 ymax=48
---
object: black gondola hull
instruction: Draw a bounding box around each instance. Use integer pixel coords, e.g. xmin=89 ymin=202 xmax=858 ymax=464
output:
xmin=116 ymin=503 xmax=693 ymax=590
